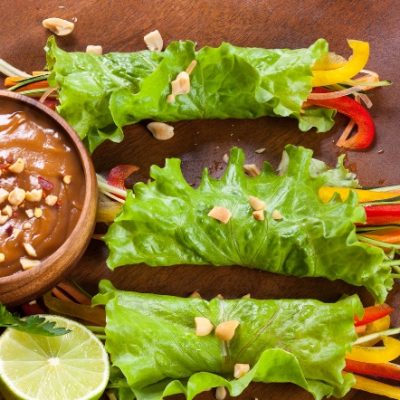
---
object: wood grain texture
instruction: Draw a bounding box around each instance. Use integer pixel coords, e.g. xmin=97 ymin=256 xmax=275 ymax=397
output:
xmin=1 ymin=0 xmax=399 ymax=399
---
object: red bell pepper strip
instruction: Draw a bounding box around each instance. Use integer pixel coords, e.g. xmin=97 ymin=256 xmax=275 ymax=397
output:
xmin=107 ymin=164 xmax=139 ymax=190
xmin=355 ymin=304 xmax=394 ymax=327
xmin=21 ymin=301 xmax=46 ymax=316
xmin=305 ymin=88 xmax=375 ymax=150
xmin=364 ymin=204 xmax=400 ymax=225
xmin=345 ymin=359 xmax=400 ymax=382
xmin=43 ymin=97 xmax=58 ymax=111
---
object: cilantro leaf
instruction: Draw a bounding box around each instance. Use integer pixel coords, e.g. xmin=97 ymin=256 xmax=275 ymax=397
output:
xmin=0 ymin=305 xmax=70 ymax=336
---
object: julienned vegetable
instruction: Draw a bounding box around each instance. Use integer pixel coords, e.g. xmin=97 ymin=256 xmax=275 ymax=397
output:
xmin=104 ymin=145 xmax=393 ymax=302
xmin=306 ymin=87 xmax=375 ymax=149
xmin=93 ymin=280 xmax=362 ymax=400
xmin=311 ymin=40 xmax=369 ymax=86
xmin=40 ymin=36 xmax=385 ymax=152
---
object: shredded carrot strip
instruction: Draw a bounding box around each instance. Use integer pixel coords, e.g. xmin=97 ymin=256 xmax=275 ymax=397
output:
xmin=4 ymin=76 xmax=24 ymax=87
xmin=15 ymin=81 xmax=50 ymax=91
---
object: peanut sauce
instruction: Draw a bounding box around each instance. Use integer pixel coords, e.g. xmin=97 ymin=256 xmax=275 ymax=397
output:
xmin=0 ymin=103 xmax=84 ymax=276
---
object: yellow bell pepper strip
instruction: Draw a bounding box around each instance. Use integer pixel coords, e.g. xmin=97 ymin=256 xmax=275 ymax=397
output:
xmin=355 ymin=304 xmax=394 ymax=327
xmin=312 ymin=40 xmax=370 ymax=86
xmin=347 ymin=336 xmax=400 ymax=364
xmin=319 ymin=187 xmax=400 ymax=203
xmin=363 ymin=228 xmax=400 ymax=244
xmin=353 ymin=374 xmax=400 ymax=399
xmin=361 ymin=315 xmax=392 ymax=347
xmin=346 ymin=359 xmax=400 ymax=382
xmin=312 ymin=52 xmax=347 ymax=71
xmin=306 ymin=88 xmax=375 ymax=149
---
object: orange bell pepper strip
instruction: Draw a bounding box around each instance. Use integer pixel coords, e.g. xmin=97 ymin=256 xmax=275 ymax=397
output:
xmin=353 ymin=374 xmax=400 ymax=399
xmin=319 ymin=187 xmax=400 ymax=203
xmin=362 ymin=228 xmax=400 ymax=244
xmin=347 ymin=337 xmax=400 ymax=364
xmin=312 ymin=40 xmax=370 ymax=87
xmin=346 ymin=359 xmax=400 ymax=382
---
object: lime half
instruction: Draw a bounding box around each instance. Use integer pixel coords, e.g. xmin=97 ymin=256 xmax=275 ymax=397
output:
xmin=0 ymin=315 xmax=109 ymax=400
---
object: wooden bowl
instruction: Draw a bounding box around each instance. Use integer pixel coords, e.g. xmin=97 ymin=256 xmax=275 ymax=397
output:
xmin=0 ymin=90 xmax=97 ymax=305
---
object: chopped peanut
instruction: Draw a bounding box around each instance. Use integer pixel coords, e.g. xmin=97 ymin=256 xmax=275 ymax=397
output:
xmin=144 ymin=29 xmax=163 ymax=51
xmin=23 ymin=222 xmax=32 ymax=230
xmin=167 ymin=94 xmax=175 ymax=103
xmin=243 ymin=164 xmax=260 ymax=177
xmin=208 ymin=206 xmax=232 ymax=224
xmin=42 ymin=17 xmax=75 ymax=36
xmin=242 ymin=293 xmax=251 ymax=298
xmin=233 ymin=363 xmax=250 ymax=379
xmin=185 ymin=60 xmax=197 ymax=74
xmin=2 ymin=205 xmax=12 ymax=217
xmin=216 ymin=294 xmax=224 ymax=300
xmin=23 ymin=243 xmax=37 ymax=258
xmin=147 ymin=122 xmax=175 ymax=141
xmin=252 ymin=210 xmax=264 ymax=221
xmin=255 ymin=147 xmax=266 ymax=154
xmin=215 ymin=320 xmax=240 ymax=341
xmin=0 ymin=253 xmax=4 ymax=263
xmin=86 ymin=45 xmax=103 ymax=55
xmin=45 ymin=195 xmax=58 ymax=206
xmin=34 ymin=207 xmax=43 ymax=218
xmin=195 ymin=317 xmax=214 ymax=337
xmin=8 ymin=158 xmax=25 ymax=174
xmin=26 ymin=189 xmax=43 ymax=202
xmin=20 ymin=258 xmax=41 ymax=270
xmin=189 ymin=290 xmax=202 ymax=298
xmin=25 ymin=209 xmax=34 ymax=218
xmin=222 ymin=153 xmax=229 ymax=164
xmin=12 ymin=228 xmax=22 ymax=239
xmin=63 ymin=175 xmax=72 ymax=184
xmin=0 ymin=215 xmax=8 ymax=225
xmin=272 ymin=209 xmax=283 ymax=220
xmin=248 ymin=195 xmax=265 ymax=211
xmin=215 ymin=386 xmax=227 ymax=400
xmin=8 ymin=187 xmax=25 ymax=206
xmin=171 ymin=71 xmax=190 ymax=96
xmin=0 ymin=188 xmax=9 ymax=203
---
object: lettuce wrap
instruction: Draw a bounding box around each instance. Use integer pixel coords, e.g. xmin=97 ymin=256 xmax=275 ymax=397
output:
xmin=93 ymin=280 xmax=363 ymax=400
xmin=45 ymin=37 xmax=335 ymax=151
xmin=104 ymin=145 xmax=393 ymax=303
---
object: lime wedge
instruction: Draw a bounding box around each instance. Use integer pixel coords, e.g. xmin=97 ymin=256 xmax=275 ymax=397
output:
xmin=0 ymin=315 xmax=109 ymax=400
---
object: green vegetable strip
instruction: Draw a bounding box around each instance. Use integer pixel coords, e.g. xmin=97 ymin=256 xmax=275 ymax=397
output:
xmin=105 ymin=145 xmax=392 ymax=302
xmin=94 ymin=280 xmax=363 ymax=400
xmin=45 ymin=37 xmax=335 ymax=152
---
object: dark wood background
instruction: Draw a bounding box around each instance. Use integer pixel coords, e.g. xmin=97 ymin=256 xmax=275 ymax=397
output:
xmin=1 ymin=1 xmax=400 ymax=399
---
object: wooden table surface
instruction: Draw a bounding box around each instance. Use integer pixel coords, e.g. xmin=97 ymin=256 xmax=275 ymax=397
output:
xmin=1 ymin=1 xmax=400 ymax=399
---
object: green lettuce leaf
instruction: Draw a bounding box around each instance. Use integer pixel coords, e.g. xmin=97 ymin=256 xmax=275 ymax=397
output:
xmin=46 ymin=37 xmax=335 ymax=152
xmin=105 ymin=145 xmax=392 ymax=302
xmin=93 ymin=280 xmax=363 ymax=400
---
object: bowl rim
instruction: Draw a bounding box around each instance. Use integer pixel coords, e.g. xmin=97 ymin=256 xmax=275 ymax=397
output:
xmin=0 ymin=90 xmax=97 ymax=303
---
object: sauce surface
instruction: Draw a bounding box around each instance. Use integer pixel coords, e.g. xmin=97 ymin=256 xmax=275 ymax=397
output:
xmin=0 ymin=104 xmax=84 ymax=276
